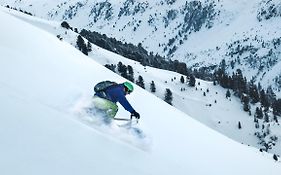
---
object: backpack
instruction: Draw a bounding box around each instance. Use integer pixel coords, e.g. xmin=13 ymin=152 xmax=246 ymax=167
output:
xmin=94 ymin=81 xmax=117 ymax=92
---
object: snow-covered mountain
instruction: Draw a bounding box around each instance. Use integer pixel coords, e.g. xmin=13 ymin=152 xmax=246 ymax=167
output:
xmin=2 ymin=0 xmax=281 ymax=156
xmin=1 ymin=0 xmax=281 ymax=96
xmin=1 ymin=6 xmax=281 ymax=175
xmin=3 ymin=4 xmax=281 ymax=155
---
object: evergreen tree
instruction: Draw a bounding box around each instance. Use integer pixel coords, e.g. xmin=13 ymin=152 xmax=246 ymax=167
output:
xmin=150 ymin=81 xmax=156 ymax=93
xmin=232 ymin=71 xmax=240 ymax=93
xmin=127 ymin=65 xmax=134 ymax=82
xmin=175 ymin=62 xmax=188 ymax=75
xmin=220 ymin=59 xmax=226 ymax=72
xmin=76 ymin=35 xmax=84 ymax=47
xmin=120 ymin=67 xmax=128 ymax=79
xmin=215 ymin=59 xmax=227 ymax=87
xmin=87 ymin=41 xmax=92 ymax=52
xmin=61 ymin=21 xmax=71 ymax=29
xmin=273 ymin=115 xmax=278 ymax=123
xmin=76 ymin=35 xmax=88 ymax=55
xmin=117 ymin=62 xmax=124 ymax=73
xmin=264 ymin=111 xmax=269 ymax=123
xmin=232 ymin=69 xmax=247 ymax=96
xmin=104 ymin=64 xmax=116 ymax=72
xmin=164 ymin=88 xmax=173 ymax=105
xmin=266 ymin=86 xmax=276 ymax=105
xmin=243 ymin=103 xmax=250 ymax=112
xmin=255 ymin=107 xmax=263 ymax=119
xmin=226 ymin=89 xmax=231 ymax=98
xmin=273 ymin=154 xmax=278 ymax=161
xmin=258 ymin=82 xmax=262 ymax=91
xmin=136 ymin=75 xmax=145 ymax=89
xmin=189 ymin=74 xmax=196 ymax=87
xmin=260 ymin=89 xmax=270 ymax=110
xmin=238 ymin=121 xmax=242 ymax=129
xmin=213 ymin=80 xmax=217 ymax=86
xmin=180 ymin=76 xmax=185 ymax=83
xmin=249 ymin=82 xmax=259 ymax=103
xmin=242 ymin=77 xmax=248 ymax=94
xmin=220 ymin=74 xmax=230 ymax=88
xmin=254 ymin=117 xmax=260 ymax=129
xmin=242 ymin=95 xmax=250 ymax=112
xmin=272 ymin=99 xmax=281 ymax=116
xmin=117 ymin=62 xmax=128 ymax=79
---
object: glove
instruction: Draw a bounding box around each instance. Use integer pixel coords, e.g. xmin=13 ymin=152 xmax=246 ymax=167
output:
xmin=131 ymin=110 xmax=140 ymax=119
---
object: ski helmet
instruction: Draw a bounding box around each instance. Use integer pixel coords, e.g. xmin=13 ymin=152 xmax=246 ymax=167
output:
xmin=123 ymin=81 xmax=134 ymax=93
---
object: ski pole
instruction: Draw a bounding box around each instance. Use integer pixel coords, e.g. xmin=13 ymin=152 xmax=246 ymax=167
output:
xmin=113 ymin=118 xmax=131 ymax=121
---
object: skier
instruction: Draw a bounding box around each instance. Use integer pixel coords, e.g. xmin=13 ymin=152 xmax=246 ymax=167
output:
xmin=92 ymin=81 xmax=140 ymax=120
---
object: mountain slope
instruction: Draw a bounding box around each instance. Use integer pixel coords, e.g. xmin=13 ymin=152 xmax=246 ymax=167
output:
xmin=2 ymin=5 xmax=281 ymax=156
xmin=2 ymin=0 xmax=281 ymax=96
xmin=4 ymin=6 xmax=281 ymax=155
xmin=1 ymin=7 xmax=281 ymax=175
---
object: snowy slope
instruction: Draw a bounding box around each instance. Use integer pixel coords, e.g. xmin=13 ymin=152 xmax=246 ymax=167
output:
xmin=1 ymin=7 xmax=281 ymax=175
xmin=2 ymin=6 xmax=281 ymax=156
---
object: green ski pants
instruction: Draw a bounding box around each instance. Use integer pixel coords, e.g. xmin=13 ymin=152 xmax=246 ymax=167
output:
xmin=92 ymin=96 xmax=118 ymax=118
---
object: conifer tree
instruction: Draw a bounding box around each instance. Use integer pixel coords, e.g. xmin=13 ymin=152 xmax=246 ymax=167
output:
xmin=255 ymin=107 xmax=263 ymax=119
xmin=76 ymin=35 xmax=84 ymax=47
xmin=260 ymin=89 xmax=270 ymax=110
xmin=87 ymin=41 xmax=92 ymax=52
xmin=117 ymin=62 xmax=128 ymax=79
xmin=266 ymin=86 xmax=276 ymax=105
xmin=272 ymin=99 xmax=281 ymax=116
xmin=273 ymin=154 xmax=278 ymax=161
xmin=117 ymin=62 xmax=124 ymax=73
xmin=254 ymin=117 xmax=260 ymax=129
xmin=104 ymin=64 xmax=116 ymax=72
xmin=76 ymin=35 xmax=88 ymax=55
xmin=150 ymin=81 xmax=156 ymax=93
xmin=61 ymin=21 xmax=71 ymax=29
xmin=226 ymin=89 xmax=231 ymax=98
xmin=242 ymin=95 xmax=250 ymax=112
xmin=120 ymin=67 xmax=128 ymax=79
xmin=249 ymin=82 xmax=259 ymax=103
xmin=127 ymin=65 xmax=134 ymax=82
xmin=238 ymin=121 xmax=242 ymax=129
xmin=189 ymin=74 xmax=196 ymax=87
xmin=180 ymin=76 xmax=185 ymax=83
xmin=164 ymin=88 xmax=173 ymax=105
xmin=264 ymin=111 xmax=269 ymax=123
xmin=136 ymin=75 xmax=145 ymax=89
xmin=213 ymin=80 xmax=217 ymax=86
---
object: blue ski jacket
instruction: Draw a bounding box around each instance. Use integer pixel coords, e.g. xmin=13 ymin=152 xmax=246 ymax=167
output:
xmin=95 ymin=84 xmax=135 ymax=113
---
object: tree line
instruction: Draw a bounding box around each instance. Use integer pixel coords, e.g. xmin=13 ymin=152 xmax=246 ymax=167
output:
xmin=79 ymin=29 xmax=193 ymax=76
xmin=63 ymin=21 xmax=280 ymax=119
xmin=215 ymin=59 xmax=281 ymax=119
xmin=104 ymin=61 xmax=196 ymax=106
